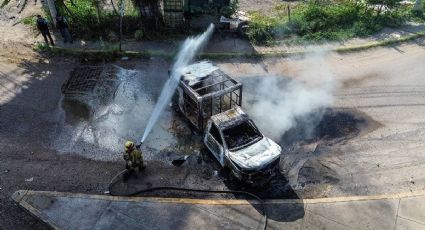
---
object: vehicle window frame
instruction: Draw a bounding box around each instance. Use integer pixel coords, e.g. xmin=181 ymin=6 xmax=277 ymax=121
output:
xmin=209 ymin=124 xmax=223 ymax=145
xmin=222 ymin=120 xmax=263 ymax=151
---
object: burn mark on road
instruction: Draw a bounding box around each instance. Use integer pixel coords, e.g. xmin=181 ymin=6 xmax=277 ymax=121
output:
xmin=279 ymin=108 xmax=381 ymax=197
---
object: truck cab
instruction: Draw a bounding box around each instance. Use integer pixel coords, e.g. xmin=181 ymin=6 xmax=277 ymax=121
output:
xmin=204 ymin=107 xmax=282 ymax=183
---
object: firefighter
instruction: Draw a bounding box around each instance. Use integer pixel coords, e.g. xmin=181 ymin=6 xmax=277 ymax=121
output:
xmin=123 ymin=141 xmax=145 ymax=175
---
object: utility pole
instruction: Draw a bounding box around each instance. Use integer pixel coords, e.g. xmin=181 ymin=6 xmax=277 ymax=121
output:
xmin=46 ymin=0 xmax=57 ymax=27
xmin=119 ymin=0 xmax=125 ymax=52
xmin=287 ymin=5 xmax=291 ymax=22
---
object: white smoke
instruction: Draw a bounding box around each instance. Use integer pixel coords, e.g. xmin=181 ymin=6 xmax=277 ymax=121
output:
xmin=141 ymin=24 xmax=215 ymax=143
xmin=245 ymin=52 xmax=336 ymax=140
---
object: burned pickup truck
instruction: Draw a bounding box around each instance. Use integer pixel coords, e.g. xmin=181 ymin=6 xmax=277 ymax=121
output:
xmin=175 ymin=61 xmax=282 ymax=183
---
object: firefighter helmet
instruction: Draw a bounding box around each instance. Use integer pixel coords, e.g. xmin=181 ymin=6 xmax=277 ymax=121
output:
xmin=125 ymin=141 xmax=135 ymax=151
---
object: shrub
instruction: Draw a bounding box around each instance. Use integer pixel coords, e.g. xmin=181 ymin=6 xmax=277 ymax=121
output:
xmin=247 ymin=0 xmax=410 ymax=44
xmin=20 ymin=15 xmax=37 ymax=25
xmin=19 ymin=15 xmax=40 ymax=34
xmin=220 ymin=6 xmax=234 ymax=18
xmin=246 ymin=10 xmax=286 ymax=44
xmin=291 ymin=2 xmax=370 ymax=37
xmin=54 ymin=0 xmax=141 ymax=39
xmin=106 ymin=31 xmax=119 ymax=42
xmin=134 ymin=29 xmax=144 ymax=40
xmin=407 ymin=1 xmax=425 ymax=22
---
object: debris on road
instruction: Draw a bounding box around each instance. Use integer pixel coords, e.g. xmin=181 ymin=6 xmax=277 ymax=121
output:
xmin=213 ymin=170 xmax=218 ymax=176
xmin=24 ymin=177 xmax=34 ymax=182
xmin=61 ymin=65 xmax=121 ymax=119
xmin=172 ymin=155 xmax=189 ymax=167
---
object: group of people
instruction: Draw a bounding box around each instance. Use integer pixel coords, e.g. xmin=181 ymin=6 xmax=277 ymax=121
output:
xmin=36 ymin=14 xmax=73 ymax=46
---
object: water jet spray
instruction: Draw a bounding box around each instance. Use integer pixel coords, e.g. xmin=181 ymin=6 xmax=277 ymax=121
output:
xmin=140 ymin=24 xmax=215 ymax=144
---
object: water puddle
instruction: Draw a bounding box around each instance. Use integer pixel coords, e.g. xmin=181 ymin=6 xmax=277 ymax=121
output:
xmin=53 ymin=64 xmax=194 ymax=161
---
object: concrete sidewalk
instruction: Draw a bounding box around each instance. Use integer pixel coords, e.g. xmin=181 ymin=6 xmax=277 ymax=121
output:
xmin=50 ymin=22 xmax=425 ymax=58
xmin=12 ymin=190 xmax=425 ymax=230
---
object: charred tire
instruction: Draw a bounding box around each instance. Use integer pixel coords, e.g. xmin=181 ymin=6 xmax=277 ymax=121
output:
xmin=279 ymin=154 xmax=289 ymax=176
xmin=171 ymin=92 xmax=179 ymax=111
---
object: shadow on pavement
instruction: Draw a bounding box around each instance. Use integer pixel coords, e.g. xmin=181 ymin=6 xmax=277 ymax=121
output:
xmin=109 ymin=144 xmax=305 ymax=224
xmin=0 ymin=56 xmax=127 ymax=229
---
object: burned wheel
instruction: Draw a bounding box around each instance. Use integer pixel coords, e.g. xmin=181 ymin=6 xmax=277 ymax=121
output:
xmin=200 ymin=146 xmax=218 ymax=164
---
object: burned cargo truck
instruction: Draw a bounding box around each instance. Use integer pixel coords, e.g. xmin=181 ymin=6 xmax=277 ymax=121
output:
xmin=61 ymin=65 xmax=121 ymax=119
xmin=175 ymin=62 xmax=282 ymax=183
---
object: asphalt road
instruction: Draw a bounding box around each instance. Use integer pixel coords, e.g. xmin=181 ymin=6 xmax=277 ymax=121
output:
xmin=1 ymin=40 xmax=425 ymax=229
xmin=219 ymin=40 xmax=425 ymax=197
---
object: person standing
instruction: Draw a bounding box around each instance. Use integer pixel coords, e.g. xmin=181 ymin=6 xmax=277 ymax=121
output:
xmin=36 ymin=15 xmax=55 ymax=46
xmin=55 ymin=14 xmax=73 ymax=43
xmin=123 ymin=141 xmax=145 ymax=180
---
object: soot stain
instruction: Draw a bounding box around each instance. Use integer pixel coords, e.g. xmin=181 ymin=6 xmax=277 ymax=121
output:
xmin=277 ymin=108 xmax=381 ymax=195
xmin=112 ymin=108 xmax=379 ymax=200
xmin=279 ymin=108 xmax=371 ymax=147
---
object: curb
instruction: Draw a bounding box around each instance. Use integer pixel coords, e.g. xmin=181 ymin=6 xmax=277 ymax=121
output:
xmin=35 ymin=31 xmax=425 ymax=59
xmin=12 ymin=189 xmax=425 ymax=206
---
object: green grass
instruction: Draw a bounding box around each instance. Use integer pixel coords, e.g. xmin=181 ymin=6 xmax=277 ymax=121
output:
xmin=245 ymin=4 xmax=291 ymax=45
xmin=407 ymin=0 xmax=425 ymax=22
xmin=246 ymin=1 xmax=420 ymax=45
xmin=20 ymin=15 xmax=36 ymax=25
xmin=33 ymin=30 xmax=425 ymax=60
xmin=336 ymin=30 xmax=425 ymax=53
xmin=19 ymin=15 xmax=40 ymax=34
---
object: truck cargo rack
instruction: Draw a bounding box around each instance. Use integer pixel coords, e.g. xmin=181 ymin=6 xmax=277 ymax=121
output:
xmin=177 ymin=67 xmax=243 ymax=132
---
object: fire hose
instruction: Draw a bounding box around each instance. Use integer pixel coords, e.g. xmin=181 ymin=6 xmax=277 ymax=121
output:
xmin=108 ymin=169 xmax=268 ymax=230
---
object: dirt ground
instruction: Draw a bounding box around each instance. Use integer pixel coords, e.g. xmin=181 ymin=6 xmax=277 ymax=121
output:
xmin=238 ymin=0 xmax=285 ymax=13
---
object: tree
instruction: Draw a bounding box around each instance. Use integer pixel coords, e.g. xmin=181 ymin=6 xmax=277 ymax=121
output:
xmin=45 ymin=0 xmax=58 ymax=26
xmin=414 ymin=0 xmax=423 ymax=13
xmin=131 ymin=0 xmax=162 ymax=29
